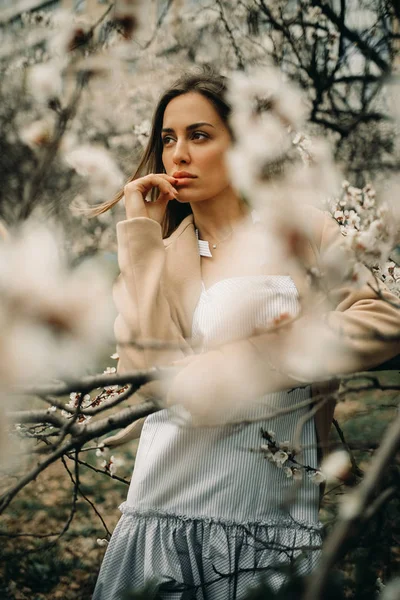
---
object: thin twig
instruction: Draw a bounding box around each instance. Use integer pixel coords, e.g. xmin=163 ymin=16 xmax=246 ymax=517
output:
xmin=63 ymin=454 xmax=112 ymax=538
xmin=69 ymin=454 xmax=130 ymax=486
xmin=332 ymin=418 xmax=363 ymax=478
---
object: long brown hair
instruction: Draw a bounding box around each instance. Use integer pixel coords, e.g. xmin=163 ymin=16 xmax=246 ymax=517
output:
xmin=89 ymin=69 xmax=231 ymax=238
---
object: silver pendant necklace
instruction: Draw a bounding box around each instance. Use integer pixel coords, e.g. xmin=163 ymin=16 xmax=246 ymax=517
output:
xmin=207 ymin=228 xmax=234 ymax=250
xmin=195 ymin=226 xmax=236 ymax=257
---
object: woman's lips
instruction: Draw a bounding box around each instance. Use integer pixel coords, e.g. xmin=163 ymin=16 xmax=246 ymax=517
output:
xmin=174 ymin=177 xmax=196 ymax=186
xmin=172 ymin=171 xmax=196 ymax=178
xmin=172 ymin=171 xmax=197 ymax=186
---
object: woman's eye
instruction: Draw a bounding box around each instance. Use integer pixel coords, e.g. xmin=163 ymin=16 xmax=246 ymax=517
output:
xmin=162 ymin=136 xmax=174 ymax=146
xmin=192 ymin=131 xmax=208 ymax=141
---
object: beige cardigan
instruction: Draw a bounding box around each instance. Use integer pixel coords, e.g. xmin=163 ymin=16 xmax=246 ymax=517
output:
xmin=110 ymin=205 xmax=400 ymax=456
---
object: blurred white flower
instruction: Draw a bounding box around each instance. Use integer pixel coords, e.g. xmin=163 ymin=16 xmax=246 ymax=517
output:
xmin=334 ymin=210 xmax=345 ymax=223
xmin=260 ymin=444 xmax=274 ymax=461
xmin=320 ymin=450 xmax=351 ymax=482
xmin=133 ymin=120 xmax=151 ymax=148
xmin=64 ymin=145 xmax=124 ymax=201
xmin=48 ymin=10 xmax=90 ymax=59
xmin=19 ymin=119 xmax=54 ymax=150
xmin=292 ymin=468 xmax=303 ymax=482
xmin=307 ymin=6 xmax=322 ymax=21
xmin=0 ymin=221 xmax=114 ymax=385
xmin=229 ymin=66 xmax=308 ymax=131
xmin=308 ymin=470 xmax=326 ymax=485
xmin=339 ymin=492 xmax=361 ymax=519
xmin=226 ymin=67 xmax=312 ymax=202
xmin=96 ymin=443 xmax=109 ymax=458
xmin=275 ymin=314 xmax=350 ymax=383
xmin=378 ymin=577 xmax=400 ymax=600
xmin=27 ymin=62 xmax=63 ymax=104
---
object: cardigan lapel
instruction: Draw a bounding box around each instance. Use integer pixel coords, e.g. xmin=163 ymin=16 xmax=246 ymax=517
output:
xmin=164 ymin=215 xmax=202 ymax=339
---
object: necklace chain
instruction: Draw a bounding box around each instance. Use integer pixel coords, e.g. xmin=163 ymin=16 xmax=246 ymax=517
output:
xmin=197 ymin=227 xmax=234 ymax=250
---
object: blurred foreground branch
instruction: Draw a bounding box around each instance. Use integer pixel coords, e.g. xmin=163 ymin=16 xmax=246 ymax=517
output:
xmin=304 ymin=409 xmax=400 ymax=600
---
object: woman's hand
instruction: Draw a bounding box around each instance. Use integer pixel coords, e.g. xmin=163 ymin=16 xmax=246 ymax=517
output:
xmin=124 ymin=174 xmax=179 ymax=224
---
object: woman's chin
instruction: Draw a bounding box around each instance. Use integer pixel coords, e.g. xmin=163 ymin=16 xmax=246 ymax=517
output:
xmin=174 ymin=194 xmax=192 ymax=204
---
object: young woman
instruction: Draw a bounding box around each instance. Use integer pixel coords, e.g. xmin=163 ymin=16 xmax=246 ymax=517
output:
xmin=92 ymin=72 xmax=400 ymax=599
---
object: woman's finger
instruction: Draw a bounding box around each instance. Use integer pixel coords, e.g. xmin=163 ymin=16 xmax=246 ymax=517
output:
xmin=123 ymin=173 xmax=180 ymax=222
xmin=126 ymin=174 xmax=177 ymax=197
xmin=152 ymin=183 xmax=179 ymax=204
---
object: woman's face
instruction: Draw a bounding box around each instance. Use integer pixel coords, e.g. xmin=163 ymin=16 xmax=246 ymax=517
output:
xmin=161 ymin=92 xmax=233 ymax=204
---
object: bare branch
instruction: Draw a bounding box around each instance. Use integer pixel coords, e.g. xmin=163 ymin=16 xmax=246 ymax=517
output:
xmin=304 ymin=409 xmax=400 ymax=600
xmin=15 ymin=368 xmax=164 ymax=397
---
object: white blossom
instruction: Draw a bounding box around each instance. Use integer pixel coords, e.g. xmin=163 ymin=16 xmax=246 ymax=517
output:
xmin=109 ymin=455 xmax=125 ymax=476
xmin=229 ymin=66 xmax=308 ymax=131
xmin=378 ymin=577 xmax=400 ymax=600
xmin=26 ymin=62 xmax=63 ymax=104
xmin=19 ymin=119 xmax=54 ymax=150
xmin=308 ymin=470 xmax=326 ymax=485
xmin=321 ymin=450 xmax=352 ymax=482
xmin=273 ymin=450 xmax=289 ymax=467
xmin=133 ymin=119 xmax=151 ymax=147
xmin=64 ymin=145 xmax=124 ymax=202
xmin=103 ymin=366 xmax=117 ymax=375
xmin=292 ymin=468 xmax=303 ymax=482
xmin=260 ymin=444 xmax=274 ymax=461
xmin=96 ymin=444 xmax=108 ymax=458
xmin=283 ymin=466 xmax=293 ymax=478
xmin=339 ymin=492 xmax=361 ymax=520
xmin=0 ymin=221 xmax=114 ymax=385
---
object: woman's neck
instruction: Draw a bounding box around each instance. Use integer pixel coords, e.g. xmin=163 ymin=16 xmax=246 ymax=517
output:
xmin=191 ymin=187 xmax=248 ymax=242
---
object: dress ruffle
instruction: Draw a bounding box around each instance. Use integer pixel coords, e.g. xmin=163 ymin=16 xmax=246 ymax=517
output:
xmin=93 ymin=504 xmax=322 ymax=600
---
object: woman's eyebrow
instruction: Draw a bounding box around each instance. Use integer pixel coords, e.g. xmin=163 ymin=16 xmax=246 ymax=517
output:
xmin=162 ymin=122 xmax=215 ymax=133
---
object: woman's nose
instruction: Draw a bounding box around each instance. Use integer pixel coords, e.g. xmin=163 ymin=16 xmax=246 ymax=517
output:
xmin=172 ymin=139 xmax=190 ymax=165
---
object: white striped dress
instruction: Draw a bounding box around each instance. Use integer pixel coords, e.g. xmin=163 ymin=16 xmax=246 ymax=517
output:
xmin=93 ymin=274 xmax=322 ymax=600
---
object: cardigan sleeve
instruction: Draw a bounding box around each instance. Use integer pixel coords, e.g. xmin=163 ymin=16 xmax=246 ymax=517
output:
xmin=113 ymin=217 xmax=193 ymax=374
xmin=105 ymin=217 xmax=195 ymax=447
xmin=166 ymin=212 xmax=400 ymax=420
xmin=248 ymin=213 xmax=400 ymax=381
